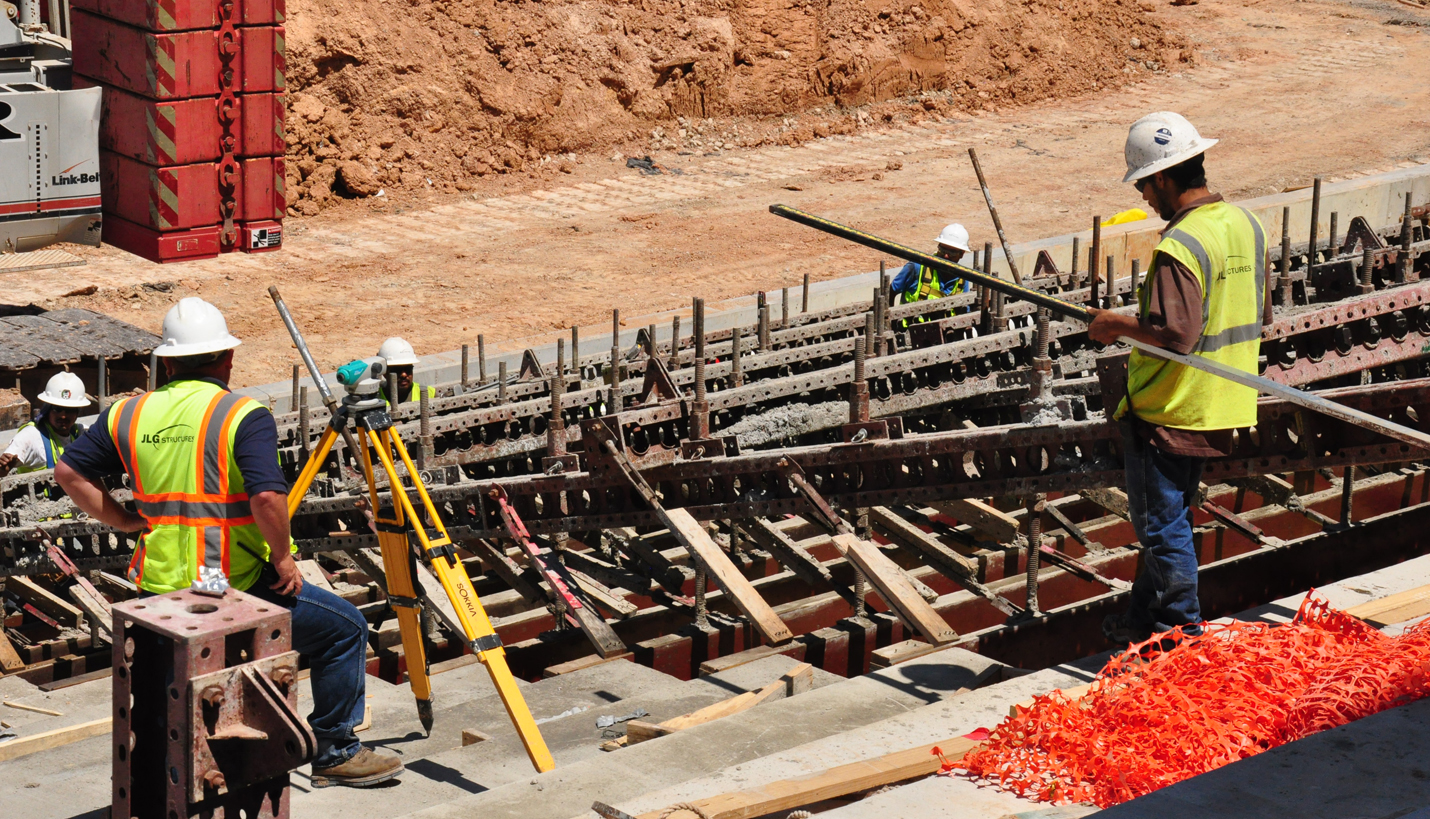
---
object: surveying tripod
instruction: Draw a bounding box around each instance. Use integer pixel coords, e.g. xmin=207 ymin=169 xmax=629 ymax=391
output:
xmin=269 ymin=288 xmax=554 ymax=773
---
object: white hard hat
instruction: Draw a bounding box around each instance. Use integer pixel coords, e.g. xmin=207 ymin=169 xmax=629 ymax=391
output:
xmin=38 ymin=372 xmax=90 ymax=408
xmin=1122 ymin=112 xmax=1218 ymax=184
xmin=154 ymin=297 xmax=242 ymax=358
xmin=935 ymin=223 xmax=970 ymax=253
xmin=377 ymin=337 xmax=418 ymax=366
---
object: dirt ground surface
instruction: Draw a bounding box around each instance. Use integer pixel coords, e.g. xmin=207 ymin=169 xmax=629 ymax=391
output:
xmin=11 ymin=0 xmax=1430 ymax=390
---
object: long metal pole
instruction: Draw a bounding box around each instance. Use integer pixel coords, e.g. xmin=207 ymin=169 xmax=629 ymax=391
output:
xmin=967 ymin=147 xmax=1023 ymax=285
xmin=768 ymin=205 xmax=1430 ymax=448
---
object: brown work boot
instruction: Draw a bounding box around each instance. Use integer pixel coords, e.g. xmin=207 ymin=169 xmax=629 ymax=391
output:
xmin=310 ymin=746 xmax=404 ymax=788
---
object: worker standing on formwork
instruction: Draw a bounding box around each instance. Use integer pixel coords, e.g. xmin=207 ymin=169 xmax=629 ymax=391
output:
xmin=378 ymin=336 xmax=437 ymax=406
xmin=55 ymin=298 xmax=405 ymax=788
xmin=1087 ymin=112 xmax=1272 ymax=645
xmin=0 ymin=372 xmax=90 ymax=477
xmin=889 ymin=223 xmax=974 ymax=307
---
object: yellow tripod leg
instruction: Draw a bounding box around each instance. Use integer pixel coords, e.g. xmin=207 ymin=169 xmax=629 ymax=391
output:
xmin=287 ymin=426 xmax=339 ymax=517
xmin=357 ymin=431 xmax=436 ymax=733
xmin=373 ymin=430 xmax=556 ymax=773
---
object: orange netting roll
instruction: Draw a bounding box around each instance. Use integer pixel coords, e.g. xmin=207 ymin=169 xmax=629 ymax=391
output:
xmin=955 ymin=593 xmax=1430 ymax=807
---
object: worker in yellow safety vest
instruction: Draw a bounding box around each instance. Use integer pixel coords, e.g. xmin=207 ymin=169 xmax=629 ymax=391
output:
xmin=1087 ymin=112 xmax=1271 ymax=648
xmin=0 ymin=372 xmax=90 ymax=477
xmin=377 ymin=337 xmax=437 ymax=406
xmin=55 ymin=297 xmax=404 ymax=789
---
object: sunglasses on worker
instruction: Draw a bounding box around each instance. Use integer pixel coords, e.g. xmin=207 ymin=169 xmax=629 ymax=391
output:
xmin=1134 ymin=177 xmax=1151 ymax=193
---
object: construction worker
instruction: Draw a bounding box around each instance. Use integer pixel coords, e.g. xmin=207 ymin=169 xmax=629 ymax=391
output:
xmin=0 ymin=372 xmax=89 ymax=477
xmin=1087 ymin=112 xmax=1272 ymax=645
xmin=54 ymin=298 xmax=404 ymax=789
xmin=889 ymin=223 xmax=974 ymax=306
xmin=377 ymin=337 xmax=437 ymax=406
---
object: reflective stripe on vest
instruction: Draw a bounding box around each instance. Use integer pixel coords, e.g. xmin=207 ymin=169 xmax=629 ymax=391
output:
xmin=109 ymin=381 xmax=270 ymax=593
xmin=1118 ymin=202 xmax=1268 ymax=431
xmin=909 ymin=266 xmax=941 ymax=302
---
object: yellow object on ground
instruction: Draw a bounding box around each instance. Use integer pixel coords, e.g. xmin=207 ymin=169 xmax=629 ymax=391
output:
xmin=1102 ymin=208 xmax=1149 ymax=226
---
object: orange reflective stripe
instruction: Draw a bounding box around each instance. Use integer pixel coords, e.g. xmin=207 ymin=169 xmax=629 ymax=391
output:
xmin=214 ymin=396 xmax=255 ymax=497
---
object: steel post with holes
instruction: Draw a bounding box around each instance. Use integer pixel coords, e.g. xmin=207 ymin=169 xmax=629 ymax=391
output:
xmin=460 ymin=344 xmax=469 ymax=393
xmin=478 ymin=335 xmax=488 ymax=384
xmin=691 ymin=298 xmax=710 ymax=440
xmin=1280 ymin=206 xmax=1293 ymax=306
xmin=1309 ymin=177 xmax=1322 ymax=276
xmin=1070 ymin=236 xmax=1080 ymax=288
xmin=1090 ymin=216 xmax=1101 ymax=309
xmin=112 ymin=589 xmax=313 ymax=819
xmin=1402 ymin=192 xmax=1415 ymax=283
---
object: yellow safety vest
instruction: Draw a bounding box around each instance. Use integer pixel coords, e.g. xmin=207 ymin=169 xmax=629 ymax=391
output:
xmin=1117 ymin=201 xmax=1267 ymax=431
xmin=908 ymin=265 xmax=943 ymax=302
xmin=15 ymin=420 xmax=81 ymax=474
xmin=110 ymin=379 xmax=277 ymax=594
xmin=383 ymin=382 xmax=437 ymax=407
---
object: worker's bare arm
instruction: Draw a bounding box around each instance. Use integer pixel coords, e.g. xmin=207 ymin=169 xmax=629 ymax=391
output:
xmin=251 ymin=490 xmax=303 ymax=595
xmin=0 ymin=452 xmax=15 ymax=477
xmin=54 ymin=461 xmax=148 ymax=532
xmin=1086 ymin=309 xmax=1164 ymax=346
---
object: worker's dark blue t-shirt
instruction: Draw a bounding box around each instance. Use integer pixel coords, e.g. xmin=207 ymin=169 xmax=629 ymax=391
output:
xmin=60 ymin=377 xmax=289 ymax=495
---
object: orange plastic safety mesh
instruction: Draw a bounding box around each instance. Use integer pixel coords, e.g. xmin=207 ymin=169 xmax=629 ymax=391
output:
xmin=955 ymin=593 xmax=1430 ymax=807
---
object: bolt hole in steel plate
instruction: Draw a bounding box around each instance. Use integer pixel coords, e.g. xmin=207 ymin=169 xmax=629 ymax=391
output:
xmin=270 ymin=629 xmax=282 ymax=640
xmin=187 ymin=603 xmax=219 ymax=614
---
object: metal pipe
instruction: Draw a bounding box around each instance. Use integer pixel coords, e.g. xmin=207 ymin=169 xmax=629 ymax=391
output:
xmin=802 ymin=273 xmax=810 ymax=313
xmin=730 ymin=326 xmax=743 ymax=387
xmin=18 ymin=0 xmax=37 ymax=27
xmin=460 ymin=344 xmax=469 ymax=394
xmin=758 ymin=305 xmax=771 ymax=351
xmin=609 ymin=309 xmax=621 ymax=388
xmin=556 ymin=337 xmax=565 ymax=378
xmin=388 ymin=371 xmax=399 ymax=409
xmin=646 ymin=323 xmax=657 ymax=357
xmin=1105 ymin=255 xmax=1115 ymax=309
xmin=1340 ymin=466 xmax=1355 ymax=527
xmin=298 ymin=386 xmax=310 ymax=459
xmin=1401 ymin=191 xmax=1414 ymax=284
xmin=1308 ymin=177 xmax=1322 ymax=273
xmin=1280 ymin=206 xmax=1293 ymax=306
xmin=692 ymin=297 xmax=709 ymax=440
xmin=570 ymin=326 xmax=579 ymax=381
xmin=1130 ymin=258 xmax=1141 ymax=305
xmin=498 ymin=362 xmax=507 ymax=404
xmin=668 ymin=316 xmax=680 ymax=370
xmin=781 ymin=287 xmax=789 ymax=328
xmin=291 ymin=364 xmax=299 ymax=411
xmin=478 ymin=334 xmax=487 ymax=384
xmin=97 ymin=356 xmax=107 ymax=404
xmin=1069 ymin=236 xmax=1080 ymax=288
xmin=419 ymin=387 xmax=433 ymax=467
xmin=148 ymin=352 xmax=157 ymax=391
xmin=1328 ymin=212 xmax=1339 ymax=259
xmin=46 ymin=0 xmax=59 ymax=34
xmin=968 ymin=147 xmax=1023 ymax=284
xmin=1025 ymin=496 xmax=1044 ymax=614
xmin=1090 ymin=215 xmax=1101 ymax=309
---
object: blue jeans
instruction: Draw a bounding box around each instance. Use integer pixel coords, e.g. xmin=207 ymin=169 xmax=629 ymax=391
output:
xmin=1121 ymin=423 xmax=1206 ymax=634
xmin=246 ymin=566 xmax=368 ymax=769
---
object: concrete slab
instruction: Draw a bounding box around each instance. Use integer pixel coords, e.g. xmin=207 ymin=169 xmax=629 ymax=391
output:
xmin=682 ymin=653 xmax=844 ymax=699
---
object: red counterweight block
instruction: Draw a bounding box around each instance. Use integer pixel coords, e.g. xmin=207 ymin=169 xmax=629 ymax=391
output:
xmin=101 ymin=152 xmax=285 ymax=231
xmin=72 ymin=0 xmax=283 ymax=32
xmin=82 ymin=80 xmax=285 ymax=165
xmin=72 ymin=12 xmax=285 ymax=100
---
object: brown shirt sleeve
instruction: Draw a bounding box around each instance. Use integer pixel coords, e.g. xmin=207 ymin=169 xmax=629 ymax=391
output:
xmin=1139 ymin=253 xmax=1204 ymax=355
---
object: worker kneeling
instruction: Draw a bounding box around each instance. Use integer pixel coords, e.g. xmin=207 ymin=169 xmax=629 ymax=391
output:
xmin=55 ymin=298 xmax=404 ymax=788
xmin=0 ymin=371 xmax=90 ymax=478
xmin=1088 ymin=113 xmax=1271 ymax=646
xmin=377 ymin=337 xmax=436 ymax=407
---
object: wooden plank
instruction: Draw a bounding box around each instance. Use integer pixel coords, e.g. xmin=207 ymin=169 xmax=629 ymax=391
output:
xmin=831 ymin=534 xmax=958 ymax=645
xmin=743 ymin=519 xmax=836 ymax=588
xmin=1348 ymin=584 xmax=1430 ymax=627
xmin=38 ymin=666 xmax=111 ymax=692
xmin=66 ymin=585 xmax=113 ymax=644
xmin=621 ymin=664 xmax=814 ymax=748
xmin=1079 ymin=488 xmax=1130 ymax=520
xmin=698 ymin=645 xmax=784 ymax=677
xmin=461 ymin=729 xmax=489 ymax=746
xmin=296 ymin=559 xmax=335 ymax=591
xmin=8 ymin=578 xmax=83 ymax=628
xmin=665 ymin=509 xmax=792 ymax=645
xmin=0 ymin=630 xmax=23 ymax=673
xmin=869 ymin=507 xmax=978 ymax=575
xmin=4 ymin=701 xmax=64 ymax=716
xmin=637 ymin=735 xmax=982 ymax=819
xmin=542 ymin=652 xmax=632 ymax=678
xmin=565 ymin=568 xmax=639 ymax=619
xmin=0 ymin=717 xmax=112 ymax=763
xmin=933 ymin=498 xmax=1021 ymax=542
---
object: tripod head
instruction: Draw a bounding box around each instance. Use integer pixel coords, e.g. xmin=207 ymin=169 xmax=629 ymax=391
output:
xmin=336 ymin=356 xmax=392 ymax=426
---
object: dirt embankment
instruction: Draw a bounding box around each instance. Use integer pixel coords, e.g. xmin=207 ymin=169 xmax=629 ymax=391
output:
xmin=283 ymin=0 xmax=1181 ymax=214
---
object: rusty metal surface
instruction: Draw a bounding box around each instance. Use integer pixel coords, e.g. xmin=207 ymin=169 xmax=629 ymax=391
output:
xmin=112 ymin=589 xmax=313 ymax=819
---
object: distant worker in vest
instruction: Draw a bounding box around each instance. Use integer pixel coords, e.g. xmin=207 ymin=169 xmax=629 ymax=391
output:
xmin=1087 ymin=112 xmax=1271 ymax=646
xmin=377 ymin=337 xmax=436 ymax=406
xmin=55 ymin=298 xmax=404 ymax=789
xmin=888 ymin=222 xmax=974 ymax=307
xmin=0 ymin=372 xmax=90 ymax=477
